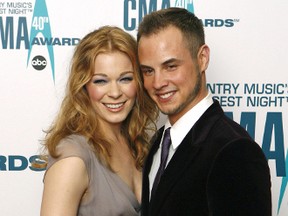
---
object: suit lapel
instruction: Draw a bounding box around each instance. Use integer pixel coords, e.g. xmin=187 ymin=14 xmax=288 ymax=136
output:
xmin=149 ymin=101 xmax=224 ymax=215
xmin=142 ymin=127 xmax=164 ymax=215
xmin=149 ymin=128 xmax=202 ymax=214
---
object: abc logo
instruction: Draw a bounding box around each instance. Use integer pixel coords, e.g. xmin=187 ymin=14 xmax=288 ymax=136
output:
xmin=31 ymin=55 xmax=47 ymax=70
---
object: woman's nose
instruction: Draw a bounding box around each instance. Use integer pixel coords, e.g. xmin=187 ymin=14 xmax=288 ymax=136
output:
xmin=108 ymin=82 xmax=122 ymax=98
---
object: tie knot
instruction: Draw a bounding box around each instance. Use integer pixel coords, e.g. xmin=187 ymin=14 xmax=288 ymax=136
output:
xmin=163 ymin=127 xmax=171 ymax=143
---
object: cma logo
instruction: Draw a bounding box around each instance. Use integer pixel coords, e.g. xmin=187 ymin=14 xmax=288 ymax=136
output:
xmin=0 ymin=155 xmax=47 ymax=172
xmin=31 ymin=55 xmax=47 ymax=71
xmin=123 ymin=0 xmax=239 ymax=31
xmin=201 ymin=19 xmax=239 ymax=28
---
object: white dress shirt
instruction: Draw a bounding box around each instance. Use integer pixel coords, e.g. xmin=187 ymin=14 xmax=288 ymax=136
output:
xmin=149 ymin=93 xmax=214 ymax=197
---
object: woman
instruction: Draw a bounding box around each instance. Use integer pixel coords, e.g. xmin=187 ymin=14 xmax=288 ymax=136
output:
xmin=40 ymin=26 xmax=158 ymax=216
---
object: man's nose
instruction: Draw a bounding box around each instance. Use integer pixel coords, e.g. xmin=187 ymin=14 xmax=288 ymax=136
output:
xmin=153 ymin=70 xmax=168 ymax=90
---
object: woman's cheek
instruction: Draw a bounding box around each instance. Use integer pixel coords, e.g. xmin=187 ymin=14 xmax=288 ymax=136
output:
xmin=87 ymin=86 xmax=105 ymax=102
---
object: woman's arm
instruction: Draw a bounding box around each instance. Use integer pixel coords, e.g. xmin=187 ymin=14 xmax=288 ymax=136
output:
xmin=40 ymin=157 xmax=89 ymax=216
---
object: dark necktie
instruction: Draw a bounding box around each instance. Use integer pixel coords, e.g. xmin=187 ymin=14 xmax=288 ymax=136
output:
xmin=151 ymin=127 xmax=171 ymax=198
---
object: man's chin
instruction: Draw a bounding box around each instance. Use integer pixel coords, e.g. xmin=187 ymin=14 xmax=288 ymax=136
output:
xmin=158 ymin=107 xmax=175 ymax=116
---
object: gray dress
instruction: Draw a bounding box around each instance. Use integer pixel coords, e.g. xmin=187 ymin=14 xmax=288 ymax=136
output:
xmin=45 ymin=134 xmax=141 ymax=216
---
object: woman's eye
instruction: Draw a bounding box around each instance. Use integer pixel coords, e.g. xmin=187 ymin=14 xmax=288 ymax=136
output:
xmin=93 ymin=79 xmax=107 ymax=84
xmin=120 ymin=76 xmax=133 ymax=83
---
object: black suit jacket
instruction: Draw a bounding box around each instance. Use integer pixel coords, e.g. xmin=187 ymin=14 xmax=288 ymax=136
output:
xmin=141 ymin=101 xmax=271 ymax=216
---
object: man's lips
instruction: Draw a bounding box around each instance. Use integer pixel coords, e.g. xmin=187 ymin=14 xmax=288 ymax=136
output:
xmin=157 ymin=92 xmax=174 ymax=99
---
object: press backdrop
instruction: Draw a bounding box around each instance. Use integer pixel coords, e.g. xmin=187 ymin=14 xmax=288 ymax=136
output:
xmin=0 ymin=0 xmax=287 ymax=215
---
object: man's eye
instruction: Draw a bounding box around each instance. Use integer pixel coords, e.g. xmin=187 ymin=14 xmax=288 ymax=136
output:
xmin=141 ymin=68 xmax=154 ymax=76
xmin=167 ymin=64 xmax=177 ymax=71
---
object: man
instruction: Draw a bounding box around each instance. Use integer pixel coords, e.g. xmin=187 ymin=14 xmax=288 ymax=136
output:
xmin=137 ymin=7 xmax=271 ymax=216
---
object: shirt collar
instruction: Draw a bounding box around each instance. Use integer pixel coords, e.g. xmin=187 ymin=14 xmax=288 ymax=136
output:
xmin=164 ymin=92 xmax=213 ymax=150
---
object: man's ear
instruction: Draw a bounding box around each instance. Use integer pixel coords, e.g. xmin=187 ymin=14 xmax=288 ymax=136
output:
xmin=197 ymin=44 xmax=210 ymax=72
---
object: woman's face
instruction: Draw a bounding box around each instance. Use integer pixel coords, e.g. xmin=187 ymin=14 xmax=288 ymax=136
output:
xmin=86 ymin=51 xmax=137 ymax=126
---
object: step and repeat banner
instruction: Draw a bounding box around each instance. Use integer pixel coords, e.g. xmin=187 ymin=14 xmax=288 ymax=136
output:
xmin=0 ymin=0 xmax=287 ymax=215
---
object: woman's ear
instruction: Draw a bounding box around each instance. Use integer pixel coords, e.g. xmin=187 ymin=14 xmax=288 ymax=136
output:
xmin=197 ymin=44 xmax=210 ymax=72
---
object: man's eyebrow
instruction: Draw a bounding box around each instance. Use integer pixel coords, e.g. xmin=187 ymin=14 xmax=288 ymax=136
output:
xmin=161 ymin=58 xmax=181 ymax=66
xmin=140 ymin=58 xmax=181 ymax=68
xmin=139 ymin=64 xmax=152 ymax=69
